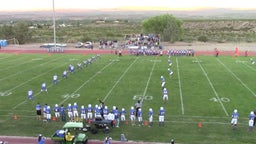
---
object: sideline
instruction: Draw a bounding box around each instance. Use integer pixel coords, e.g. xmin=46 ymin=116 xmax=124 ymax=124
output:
xmin=0 ymin=136 xmax=169 ymax=144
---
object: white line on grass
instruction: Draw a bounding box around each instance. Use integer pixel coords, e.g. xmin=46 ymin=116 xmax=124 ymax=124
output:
xmin=217 ymin=58 xmax=256 ymax=97
xmin=5 ymin=58 xmax=68 ymax=94
xmin=176 ymin=58 xmax=184 ymax=115
xmin=0 ymin=58 xmax=36 ymax=72
xmin=0 ymin=54 xmax=15 ymax=60
xmin=197 ymin=58 xmax=229 ymax=116
xmin=0 ymin=57 xmax=63 ymax=82
xmin=140 ymin=58 xmax=156 ymax=104
xmin=12 ymin=62 xmax=73 ymax=109
xmin=103 ymin=57 xmax=139 ymax=102
xmin=243 ymin=62 xmax=256 ymax=72
xmin=59 ymin=60 xmax=115 ymax=105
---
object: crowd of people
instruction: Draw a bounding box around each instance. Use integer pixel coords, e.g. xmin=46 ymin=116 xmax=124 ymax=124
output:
xmin=125 ymin=33 xmax=160 ymax=49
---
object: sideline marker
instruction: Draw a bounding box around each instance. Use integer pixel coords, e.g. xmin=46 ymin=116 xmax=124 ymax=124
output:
xmin=13 ymin=114 xmax=17 ymax=120
xmin=198 ymin=122 xmax=202 ymax=128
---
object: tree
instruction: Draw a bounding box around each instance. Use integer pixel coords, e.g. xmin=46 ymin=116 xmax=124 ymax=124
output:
xmin=13 ymin=22 xmax=32 ymax=44
xmin=0 ymin=22 xmax=32 ymax=44
xmin=0 ymin=25 xmax=14 ymax=39
xmin=142 ymin=14 xmax=183 ymax=42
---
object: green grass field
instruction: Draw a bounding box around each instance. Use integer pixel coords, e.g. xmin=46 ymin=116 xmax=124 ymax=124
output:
xmin=0 ymin=53 xmax=256 ymax=144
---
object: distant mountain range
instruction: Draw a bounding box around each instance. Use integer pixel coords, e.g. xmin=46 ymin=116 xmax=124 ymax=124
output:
xmin=1 ymin=8 xmax=256 ymax=21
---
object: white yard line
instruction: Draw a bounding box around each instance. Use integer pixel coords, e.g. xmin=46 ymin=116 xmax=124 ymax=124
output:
xmin=103 ymin=57 xmax=139 ymax=102
xmin=217 ymin=58 xmax=256 ymax=97
xmin=176 ymin=58 xmax=185 ymax=115
xmin=140 ymin=58 xmax=156 ymax=104
xmin=0 ymin=57 xmax=63 ymax=82
xmin=5 ymin=58 xmax=67 ymax=94
xmin=12 ymin=62 xmax=72 ymax=109
xmin=243 ymin=62 xmax=256 ymax=72
xmin=0 ymin=58 xmax=35 ymax=72
xmin=0 ymin=54 xmax=16 ymax=60
xmin=197 ymin=58 xmax=229 ymax=116
xmin=59 ymin=60 xmax=115 ymax=105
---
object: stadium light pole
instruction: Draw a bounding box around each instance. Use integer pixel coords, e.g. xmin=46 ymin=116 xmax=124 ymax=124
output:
xmin=52 ymin=0 xmax=56 ymax=47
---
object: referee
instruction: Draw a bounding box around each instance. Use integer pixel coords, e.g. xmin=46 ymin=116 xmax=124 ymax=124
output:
xmin=135 ymin=100 xmax=142 ymax=117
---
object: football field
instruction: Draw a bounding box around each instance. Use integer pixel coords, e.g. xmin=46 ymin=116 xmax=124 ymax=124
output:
xmin=0 ymin=52 xmax=256 ymax=144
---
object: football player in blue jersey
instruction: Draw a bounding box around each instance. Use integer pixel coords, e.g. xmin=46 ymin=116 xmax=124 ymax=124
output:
xmin=80 ymin=105 xmax=86 ymax=122
xmin=120 ymin=108 xmax=126 ymax=123
xmin=158 ymin=107 xmax=165 ymax=127
xmin=73 ymin=102 xmax=79 ymax=121
xmin=148 ymin=108 xmax=154 ymax=127
xmin=36 ymin=103 xmax=42 ymax=120
xmin=87 ymin=104 xmax=93 ymax=120
xmin=130 ymin=106 xmax=136 ymax=126
xmin=137 ymin=108 xmax=143 ymax=126
xmin=231 ymin=109 xmax=239 ymax=129
xmin=46 ymin=106 xmax=51 ymax=122
xmin=67 ymin=104 xmax=73 ymax=121
xmin=53 ymin=104 xmax=60 ymax=121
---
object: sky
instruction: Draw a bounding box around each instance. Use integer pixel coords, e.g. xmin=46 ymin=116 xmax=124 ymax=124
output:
xmin=1 ymin=0 xmax=256 ymax=11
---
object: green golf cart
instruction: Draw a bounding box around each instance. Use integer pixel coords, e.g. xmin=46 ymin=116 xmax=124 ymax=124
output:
xmin=51 ymin=122 xmax=88 ymax=144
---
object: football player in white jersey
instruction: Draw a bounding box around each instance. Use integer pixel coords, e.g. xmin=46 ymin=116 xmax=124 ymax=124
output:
xmin=41 ymin=82 xmax=48 ymax=92
xmin=162 ymin=88 xmax=168 ymax=102
xmin=53 ymin=74 xmax=58 ymax=84
xmin=62 ymin=70 xmax=67 ymax=79
xmin=27 ymin=89 xmax=34 ymax=100
xmin=160 ymin=76 xmax=165 ymax=89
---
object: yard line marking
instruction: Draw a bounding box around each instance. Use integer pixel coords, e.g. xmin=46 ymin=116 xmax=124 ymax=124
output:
xmin=0 ymin=59 xmax=34 ymax=72
xmin=5 ymin=58 xmax=67 ymax=94
xmin=103 ymin=57 xmax=139 ymax=102
xmin=12 ymin=55 xmax=94 ymax=109
xmin=59 ymin=60 xmax=115 ymax=105
xmin=0 ymin=56 xmax=63 ymax=82
xmin=0 ymin=54 xmax=16 ymax=60
xmin=176 ymin=58 xmax=184 ymax=115
xmin=197 ymin=58 xmax=229 ymax=116
xmin=12 ymin=63 xmax=73 ymax=109
xmin=217 ymin=58 xmax=256 ymax=97
xmin=140 ymin=57 xmax=156 ymax=104
xmin=243 ymin=62 xmax=256 ymax=72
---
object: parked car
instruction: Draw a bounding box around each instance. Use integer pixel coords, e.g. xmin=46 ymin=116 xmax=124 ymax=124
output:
xmin=40 ymin=43 xmax=67 ymax=48
xmin=84 ymin=42 xmax=93 ymax=49
xmin=75 ymin=42 xmax=84 ymax=48
xmin=51 ymin=122 xmax=88 ymax=144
